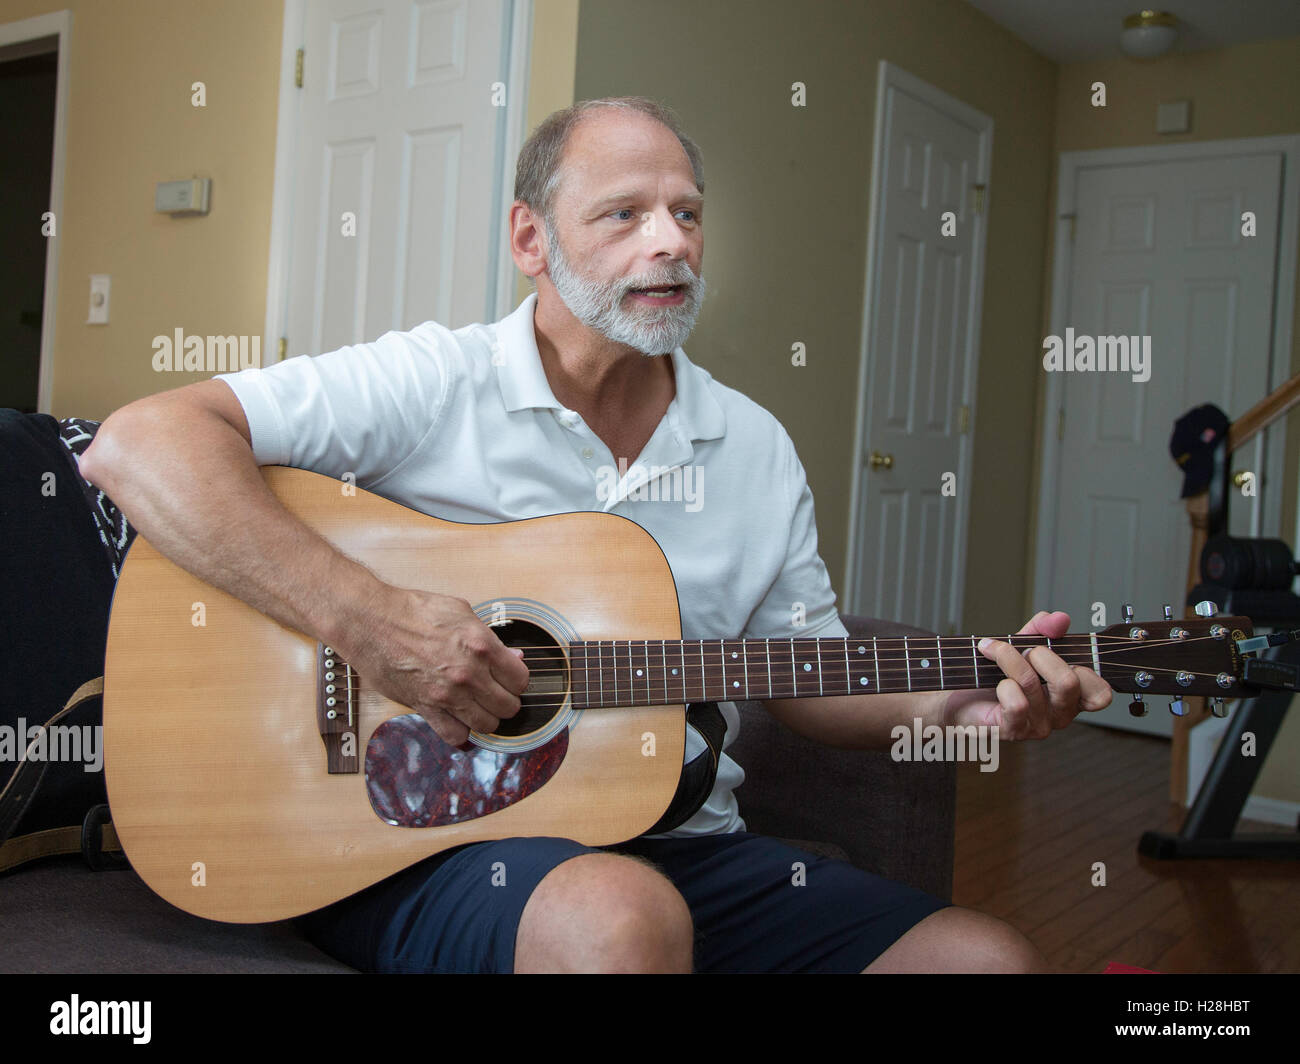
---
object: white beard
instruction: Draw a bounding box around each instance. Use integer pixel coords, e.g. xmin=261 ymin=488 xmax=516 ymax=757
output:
xmin=545 ymin=227 xmax=707 ymax=356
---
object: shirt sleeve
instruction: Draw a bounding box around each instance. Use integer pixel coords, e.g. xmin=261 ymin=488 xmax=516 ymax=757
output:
xmin=742 ymin=428 xmax=848 ymax=640
xmin=214 ymin=325 xmax=451 ymax=487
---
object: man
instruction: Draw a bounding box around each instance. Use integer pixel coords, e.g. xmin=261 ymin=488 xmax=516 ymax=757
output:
xmin=82 ymin=96 xmax=1113 ymax=973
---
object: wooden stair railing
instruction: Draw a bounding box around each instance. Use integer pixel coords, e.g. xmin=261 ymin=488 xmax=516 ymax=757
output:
xmin=1172 ymin=371 xmax=1300 ymax=804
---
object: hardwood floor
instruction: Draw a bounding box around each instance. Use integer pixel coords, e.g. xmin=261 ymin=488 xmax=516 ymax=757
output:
xmin=951 ymin=718 xmax=1300 ymax=973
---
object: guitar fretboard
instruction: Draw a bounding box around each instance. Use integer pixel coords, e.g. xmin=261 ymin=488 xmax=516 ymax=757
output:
xmin=567 ymin=635 xmax=1099 ymax=708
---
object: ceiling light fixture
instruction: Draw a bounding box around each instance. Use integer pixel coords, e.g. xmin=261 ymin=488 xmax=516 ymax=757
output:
xmin=1120 ymin=10 xmax=1179 ymax=59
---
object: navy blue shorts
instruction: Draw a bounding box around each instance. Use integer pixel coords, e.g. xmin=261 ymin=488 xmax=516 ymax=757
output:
xmin=295 ymin=832 xmax=951 ymax=973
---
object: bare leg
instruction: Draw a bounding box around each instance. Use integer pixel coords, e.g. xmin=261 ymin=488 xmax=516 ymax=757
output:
xmin=514 ymin=853 xmax=695 ymax=973
xmin=864 ymin=906 xmax=1053 ymax=973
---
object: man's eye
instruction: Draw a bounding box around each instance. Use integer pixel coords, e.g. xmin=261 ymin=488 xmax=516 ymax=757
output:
xmin=611 ymin=208 xmax=634 ymax=221
xmin=676 ymin=210 xmax=698 ymax=223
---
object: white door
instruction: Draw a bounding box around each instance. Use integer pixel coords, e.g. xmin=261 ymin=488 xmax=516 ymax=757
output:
xmin=1047 ymin=152 xmax=1283 ymax=736
xmin=847 ymin=64 xmax=991 ymax=634
xmin=281 ymin=0 xmax=523 ymax=359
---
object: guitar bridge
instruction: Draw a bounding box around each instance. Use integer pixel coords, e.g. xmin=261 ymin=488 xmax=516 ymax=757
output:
xmin=317 ymin=643 xmax=359 ymax=773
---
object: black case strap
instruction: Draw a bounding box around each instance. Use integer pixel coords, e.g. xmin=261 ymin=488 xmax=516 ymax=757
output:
xmin=644 ymin=701 xmax=727 ymax=835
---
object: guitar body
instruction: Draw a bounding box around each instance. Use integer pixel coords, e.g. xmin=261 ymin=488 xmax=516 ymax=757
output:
xmin=103 ymin=467 xmax=686 ymax=923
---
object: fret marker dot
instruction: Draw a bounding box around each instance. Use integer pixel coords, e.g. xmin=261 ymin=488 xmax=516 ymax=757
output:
xmin=731 ymin=651 xmax=738 ymax=659
xmin=733 ymin=681 xmax=740 ymax=688
xmin=671 ymin=668 xmax=678 ymax=675
xmin=858 ymin=645 xmax=866 ymax=653
xmin=803 ymin=663 xmax=812 ymax=672
xmin=636 ymin=669 xmax=643 ymax=677
xmin=860 ymin=677 xmax=868 ymax=686
xmin=921 ymin=658 xmax=930 ymax=668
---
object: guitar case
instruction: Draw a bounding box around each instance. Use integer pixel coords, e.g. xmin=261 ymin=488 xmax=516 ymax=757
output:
xmin=0 ymin=411 xmax=131 ymax=873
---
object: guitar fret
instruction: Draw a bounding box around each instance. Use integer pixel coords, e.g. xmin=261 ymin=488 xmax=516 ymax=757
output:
xmin=937 ymin=637 xmax=944 ymax=689
xmin=904 ymin=636 xmax=911 ymax=690
xmin=765 ymin=637 xmax=772 ymax=699
xmin=742 ymin=640 xmax=750 ymax=700
xmin=874 ymin=636 xmax=880 ymax=691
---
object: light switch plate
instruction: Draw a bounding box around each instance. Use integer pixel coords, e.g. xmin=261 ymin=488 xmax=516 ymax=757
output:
xmin=88 ymin=274 xmax=110 ymax=325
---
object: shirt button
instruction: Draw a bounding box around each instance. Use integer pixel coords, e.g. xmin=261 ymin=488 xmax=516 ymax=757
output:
xmin=581 ymin=447 xmax=594 ymax=459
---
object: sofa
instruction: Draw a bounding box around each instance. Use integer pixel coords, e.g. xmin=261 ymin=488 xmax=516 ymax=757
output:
xmin=0 ymin=410 xmax=954 ymax=973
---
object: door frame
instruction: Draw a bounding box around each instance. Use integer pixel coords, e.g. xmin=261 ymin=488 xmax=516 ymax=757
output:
xmin=1032 ymin=135 xmax=1300 ymax=610
xmin=844 ymin=60 xmax=993 ymax=626
xmin=262 ymin=0 xmax=533 ymax=366
xmin=0 ymin=10 xmax=72 ymax=413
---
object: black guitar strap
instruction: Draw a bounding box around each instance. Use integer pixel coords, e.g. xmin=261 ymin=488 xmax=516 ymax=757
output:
xmin=643 ymin=701 xmax=727 ymax=835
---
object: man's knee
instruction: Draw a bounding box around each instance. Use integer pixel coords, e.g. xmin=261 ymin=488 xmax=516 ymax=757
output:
xmin=515 ymin=852 xmax=694 ymax=973
xmin=865 ymin=906 xmax=1051 ymax=973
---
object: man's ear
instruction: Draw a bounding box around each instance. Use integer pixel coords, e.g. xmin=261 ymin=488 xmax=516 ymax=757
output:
xmin=510 ymin=201 xmax=548 ymax=280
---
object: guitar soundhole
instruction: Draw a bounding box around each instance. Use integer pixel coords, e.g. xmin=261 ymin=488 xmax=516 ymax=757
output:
xmin=489 ymin=619 xmax=569 ymax=739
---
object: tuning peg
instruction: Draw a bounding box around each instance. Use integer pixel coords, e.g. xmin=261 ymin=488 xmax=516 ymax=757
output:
xmin=1123 ymin=602 xmax=1134 ymax=623
xmin=1163 ymin=603 xmax=1173 ymax=620
xmin=1195 ymin=600 xmax=1219 ymax=618
xmin=1128 ymin=694 xmax=1147 ymax=717
xmin=1169 ymin=697 xmax=1187 ymax=717
xmin=1211 ymin=698 xmax=1229 ymax=718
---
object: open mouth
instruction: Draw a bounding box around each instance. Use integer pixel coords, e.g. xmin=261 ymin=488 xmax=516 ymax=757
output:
xmin=628 ymin=284 xmax=684 ymax=299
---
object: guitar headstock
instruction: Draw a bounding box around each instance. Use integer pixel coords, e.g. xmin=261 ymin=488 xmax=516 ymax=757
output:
xmin=1094 ymin=614 xmax=1253 ymax=701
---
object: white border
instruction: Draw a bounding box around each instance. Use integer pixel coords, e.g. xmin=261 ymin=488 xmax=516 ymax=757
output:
xmin=0 ymin=10 xmax=73 ymax=412
xmin=844 ymin=61 xmax=993 ymax=631
xmin=1031 ymin=135 xmax=1300 ymax=609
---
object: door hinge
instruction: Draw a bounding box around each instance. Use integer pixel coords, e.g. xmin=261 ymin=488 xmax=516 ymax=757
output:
xmin=958 ymin=404 xmax=970 ymax=434
xmin=970 ymin=184 xmax=986 ymax=216
xmin=295 ymin=48 xmax=304 ymax=89
xmin=1061 ymin=212 xmax=1076 ymax=241
xmin=277 ymin=337 xmax=288 ymax=362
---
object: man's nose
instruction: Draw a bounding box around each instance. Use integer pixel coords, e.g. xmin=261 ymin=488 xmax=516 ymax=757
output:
xmin=641 ymin=206 xmax=693 ymax=261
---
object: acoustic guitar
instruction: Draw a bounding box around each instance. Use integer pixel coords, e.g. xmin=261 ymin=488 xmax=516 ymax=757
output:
xmin=103 ymin=467 xmax=1257 ymax=922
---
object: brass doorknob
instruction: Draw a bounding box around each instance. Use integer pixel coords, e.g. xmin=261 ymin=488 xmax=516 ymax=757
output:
xmin=869 ymin=451 xmax=894 ymax=470
xmin=1232 ymin=470 xmax=1253 ymax=488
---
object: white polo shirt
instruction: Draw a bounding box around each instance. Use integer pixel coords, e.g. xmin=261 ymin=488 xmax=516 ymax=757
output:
xmin=218 ymin=292 xmax=847 ymax=836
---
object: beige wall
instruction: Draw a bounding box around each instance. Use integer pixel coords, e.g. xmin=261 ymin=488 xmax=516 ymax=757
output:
xmin=1047 ymin=36 xmax=1300 ymax=806
xmin=573 ymin=0 xmax=1058 ymax=636
xmin=3 ymin=0 xmax=284 ymax=419
xmin=514 ymin=0 xmax=580 ymax=306
xmin=2 ymin=0 xmax=579 ymax=418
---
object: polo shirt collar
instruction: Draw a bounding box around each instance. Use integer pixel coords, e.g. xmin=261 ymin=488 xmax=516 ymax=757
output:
xmin=495 ymin=292 xmax=727 ymax=443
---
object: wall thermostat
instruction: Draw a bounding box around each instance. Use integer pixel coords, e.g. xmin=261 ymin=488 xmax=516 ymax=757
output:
xmin=155 ymin=178 xmax=211 ymax=215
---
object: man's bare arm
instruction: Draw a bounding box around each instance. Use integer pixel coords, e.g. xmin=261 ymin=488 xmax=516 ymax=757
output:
xmin=79 ymin=380 xmax=528 ymax=743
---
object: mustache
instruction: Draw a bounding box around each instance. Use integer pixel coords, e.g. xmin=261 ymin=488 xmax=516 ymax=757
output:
xmin=618 ymin=266 xmax=701 ymax=294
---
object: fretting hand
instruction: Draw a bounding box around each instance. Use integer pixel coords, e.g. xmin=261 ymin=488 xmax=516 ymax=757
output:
xmin=940 ymin=610 xmax=1113 ymax=738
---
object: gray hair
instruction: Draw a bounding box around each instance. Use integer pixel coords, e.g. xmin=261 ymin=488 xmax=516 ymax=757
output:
xmin=513 ymin=96 xmax=704 ymax=234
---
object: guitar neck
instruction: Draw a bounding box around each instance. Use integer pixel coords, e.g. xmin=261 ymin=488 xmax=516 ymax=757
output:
xmin=567 ymin=634 xmax=1098 ymax=708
